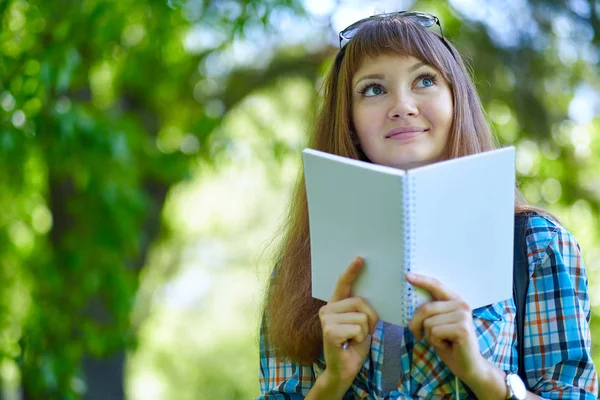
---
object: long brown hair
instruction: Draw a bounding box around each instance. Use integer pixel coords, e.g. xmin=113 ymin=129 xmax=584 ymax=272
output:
xmin=262 ymin=15 xmax=537 ymax=365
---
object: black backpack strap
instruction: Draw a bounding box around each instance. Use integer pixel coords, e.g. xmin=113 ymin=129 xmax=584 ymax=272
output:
xmin=513 ymin=213 xmax=530 ymax=387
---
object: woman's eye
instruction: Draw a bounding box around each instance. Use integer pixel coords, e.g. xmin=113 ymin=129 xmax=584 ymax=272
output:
xmin=362 ymin=85 xmax=385 ymax=97
xmin=415 ymin=75 xmax=437 ymax=88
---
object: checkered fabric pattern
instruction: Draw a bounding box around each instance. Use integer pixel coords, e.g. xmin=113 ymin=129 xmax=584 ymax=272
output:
xmin=258 ymin=215 xmax=598 ymax=399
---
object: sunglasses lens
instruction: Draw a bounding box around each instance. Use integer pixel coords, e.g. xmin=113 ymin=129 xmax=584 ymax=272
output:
xmin=406 ymin=14 xmax=435 ymax=28
xmin=340 ymin=23 xmax=362 ymax=42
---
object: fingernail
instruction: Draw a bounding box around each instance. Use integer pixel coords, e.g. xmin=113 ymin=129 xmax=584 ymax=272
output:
xmin=406 ymin=272 xmax=415 ymax=280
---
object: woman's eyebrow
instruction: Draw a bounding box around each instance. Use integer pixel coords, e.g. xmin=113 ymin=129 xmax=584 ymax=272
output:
xmin=409 ymin=61 xmax=428 ymax=73
xmin=353 ymin=74 xmax=384 ymax=88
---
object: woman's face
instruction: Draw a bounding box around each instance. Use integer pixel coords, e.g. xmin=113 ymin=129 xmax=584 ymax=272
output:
xmin=351 ymin=54 xmax=454 ymax=169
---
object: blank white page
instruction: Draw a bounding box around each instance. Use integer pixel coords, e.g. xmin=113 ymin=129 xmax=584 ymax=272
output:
xmin=409 ymin=147 xmax=515 ymax=310
xmin=302 ymin=149 xmax=410 ymax=326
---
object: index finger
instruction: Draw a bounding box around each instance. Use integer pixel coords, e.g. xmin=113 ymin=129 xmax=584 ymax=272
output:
xmin=406 ymin=272 xmax=460 ymax=301
xmin=329 ymin=257 xmax=364 ymax=303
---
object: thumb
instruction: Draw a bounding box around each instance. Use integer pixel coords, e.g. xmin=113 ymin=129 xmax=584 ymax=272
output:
xmin=329 ymin=257 xmax=364 ymax=303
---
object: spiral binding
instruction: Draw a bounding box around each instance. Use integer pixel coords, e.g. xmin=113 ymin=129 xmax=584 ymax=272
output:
xmin=403 ymin=175 xmax=417 ymax=326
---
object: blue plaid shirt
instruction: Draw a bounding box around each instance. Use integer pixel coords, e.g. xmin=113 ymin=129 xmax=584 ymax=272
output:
xmin=258 ymin=215 xmax=598 ymax=399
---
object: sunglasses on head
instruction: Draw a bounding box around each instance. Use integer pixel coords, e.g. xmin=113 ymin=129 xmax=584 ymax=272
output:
xmin=338 ymin=11 xmax=452 ymax=56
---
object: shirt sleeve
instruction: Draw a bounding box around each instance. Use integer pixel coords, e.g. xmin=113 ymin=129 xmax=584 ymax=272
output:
xmin=523 ymin=221 xmax=598 ymax=399
xmin=257 ymin=322 xmax=316 ymax=399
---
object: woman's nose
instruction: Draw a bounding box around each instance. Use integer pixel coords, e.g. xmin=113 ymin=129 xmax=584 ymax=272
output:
xmin=388 ymin=93 xmax=418 ymax=119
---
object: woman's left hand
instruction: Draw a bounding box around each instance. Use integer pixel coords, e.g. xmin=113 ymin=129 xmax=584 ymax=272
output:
xmin=406 ymin=272 xmax=487 ymax=383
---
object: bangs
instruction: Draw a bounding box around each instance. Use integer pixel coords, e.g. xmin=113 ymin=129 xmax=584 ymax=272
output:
xmin=345 ymin=16 xmax=453 ymax=80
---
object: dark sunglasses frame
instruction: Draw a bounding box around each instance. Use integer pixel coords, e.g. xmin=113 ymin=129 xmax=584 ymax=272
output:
xmin=338 ymin=11 xmax=455 ymax=60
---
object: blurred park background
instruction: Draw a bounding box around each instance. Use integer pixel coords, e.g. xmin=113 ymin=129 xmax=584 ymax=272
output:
xmin=1 ymin=0 xmax=599 ymax=398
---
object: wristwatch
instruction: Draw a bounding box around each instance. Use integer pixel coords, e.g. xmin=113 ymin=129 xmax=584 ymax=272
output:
xmin=505 ymin=372 xmax=527 ymax=400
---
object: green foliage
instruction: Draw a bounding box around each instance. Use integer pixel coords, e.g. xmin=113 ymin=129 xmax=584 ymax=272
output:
xmin=0 ymin=0 xmax=307 ymax=397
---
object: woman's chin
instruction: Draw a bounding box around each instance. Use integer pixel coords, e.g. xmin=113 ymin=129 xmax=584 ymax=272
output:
xmin=386 ymin=158 xmax=429 ymax=170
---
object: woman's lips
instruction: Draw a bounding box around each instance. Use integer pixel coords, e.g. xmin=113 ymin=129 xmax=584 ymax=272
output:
xmin=385 ymin=127 xmax=428 ymax=140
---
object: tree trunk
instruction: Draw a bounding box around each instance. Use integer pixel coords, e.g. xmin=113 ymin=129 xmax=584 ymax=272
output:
xmin=82 ymin=352 xmax=125 ymax=400
xmin=80 ymin=179 xmax=168 ymax=400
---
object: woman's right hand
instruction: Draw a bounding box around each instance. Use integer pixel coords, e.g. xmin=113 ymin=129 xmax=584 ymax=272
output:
xmin=317 ymin=257 xmax=379 ymax=394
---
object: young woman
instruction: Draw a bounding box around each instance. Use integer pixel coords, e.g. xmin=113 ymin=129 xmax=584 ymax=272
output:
xmin=258 ymin=12 xmax=597 ymax=399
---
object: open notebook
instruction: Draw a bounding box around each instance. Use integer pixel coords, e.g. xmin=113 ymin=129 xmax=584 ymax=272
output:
xmin=302 ymin=147 xmax=516 ymax=326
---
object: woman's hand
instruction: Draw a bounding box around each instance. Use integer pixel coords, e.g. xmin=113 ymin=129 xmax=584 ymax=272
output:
xmin=406 ymin=273 xmax=487 ymax=384
xmin=317 ymin=257 xmax=379 ymax=394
